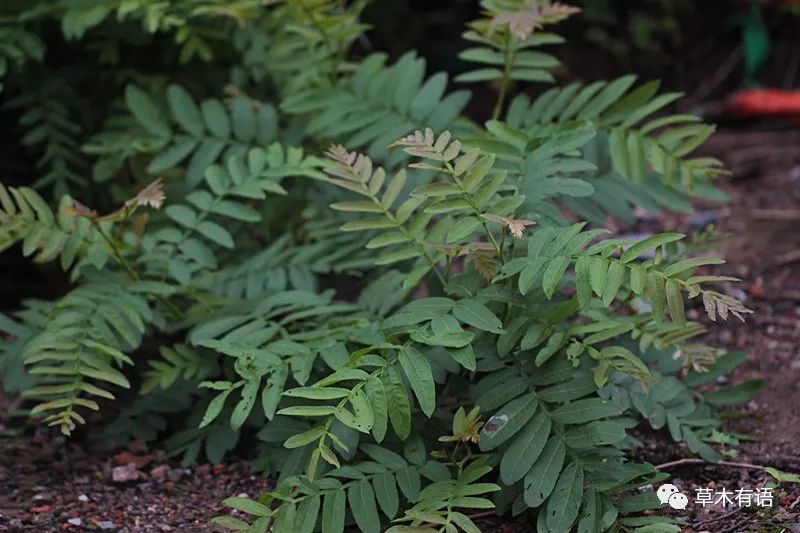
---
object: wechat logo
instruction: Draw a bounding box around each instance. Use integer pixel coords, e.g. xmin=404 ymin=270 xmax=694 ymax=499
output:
xmin=657 ymin=484 xmax=688 ymax=510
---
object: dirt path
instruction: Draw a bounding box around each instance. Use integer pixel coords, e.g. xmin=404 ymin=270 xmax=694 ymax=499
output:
xmin=1 ymin=127 xmax=800 ymax=532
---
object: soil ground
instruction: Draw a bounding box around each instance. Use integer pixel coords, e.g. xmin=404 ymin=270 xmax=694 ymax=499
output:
xmin=1 ymin=126 xmax=799 ymax=532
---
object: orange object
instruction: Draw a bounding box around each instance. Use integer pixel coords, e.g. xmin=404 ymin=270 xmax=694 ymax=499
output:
xmin=726 ymin=88 xmax=800 ymax=118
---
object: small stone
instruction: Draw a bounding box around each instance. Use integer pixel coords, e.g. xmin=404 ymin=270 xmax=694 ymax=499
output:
xmin=9 ymin=518 xmax=24 ymax=531
xmin=149 ymin=464 xmax=168 ymax=480
xmin=78 ymin=494 xmax=89 ymax=502
xmin=112 ymin=464 xmax=140 ymax=483
xmin=68 ymin=518 xmax=82 ymax=526
xmin=97 ymin=520 xmax=115 ymax=530
xmin=32 ymin=505 xmax=52 ymax=513
xmin=33 ymin=492 xmax=53 ymax=503
xmin=167 ymin=468 xmax=185 ymax=482
xmin=112 ymin=451 xmax=151 ymax=469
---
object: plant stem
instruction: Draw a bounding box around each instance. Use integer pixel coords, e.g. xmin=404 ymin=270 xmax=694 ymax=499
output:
xmin=93 ymin=222 xmax=183 ymax=319
xmin=491 ymin=34 xmax=516 ymax=121
xmin=655 ymin=458 xmax=766 ymax=471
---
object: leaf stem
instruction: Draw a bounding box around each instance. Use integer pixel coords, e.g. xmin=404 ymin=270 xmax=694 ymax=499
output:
xmin=491 ymin=34 xmax=516 ymax=120
xmin=93 ymin=221 xmax=183 ymax=319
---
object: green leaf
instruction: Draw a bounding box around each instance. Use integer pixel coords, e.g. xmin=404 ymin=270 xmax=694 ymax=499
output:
xmin=480 ymin=392 xmax=538 ymax=451
xmin=546 ymin=462 xmax=584 ymax=532
xmin=284 ymin=426 xmax=327 ymax=449
xmin=376 ymin=245 xmax=422 ymax=265
xmin=518 ymin=257 xmax=547 ymax=295
xmin=589 ymin=257 xmax=608 ymax=297
xmin=704 ymin=380 xmax=764 ymax=405
xmin=765 ymin=467 xmax=800 ymax=484
xmin=577 ymin=488 xmax=599 ymax=533
xmin=210 ymin=516 xmax=249 ymax=530
xmin=201 ymin=99 xmax=231 ymax=139
xmin=231 ymin=377 xmax=260 ymax=430
xmin=452 ymin=299 xmax=503 ymax=334
xmin=646 ymin=274 xmax=667 ymax=324
xmin=447 ymin=216 xmax=481 ymax=243
xmin=365 ymin=377 xmax=388 ymax=442
xmin=524 ymin=438 xmax=566 ymax=507
xmin=373 ymin=473 xmax=400 ymax=518
xmin=147 ymin=136 xmax=197 ymax=172
xmin=126 ymin=85 xmax=170 ymax=138
xmin=197 ymin=220 xmax=235 ymax=248
xmin=277 ymin=406 xmax=338 ymax=417
xmin=630 ymin=265 xmax=646 ymax=294
xmin=410 ymin=329 xmax=474 ymax=348
xmin=167 ymin=84 xmax=204 ymax=137
xmin=348 ymin=479 xmax=381 ymax=533
xmin=231 ymin=96 xmax=256 ymax=142
xmin=621 ymin=233 xmax=684 ymax=263
xmin=382 ymin=170 xmax=407 ymax=209
xmin=551 ymin=398 xmax=622 ymax=424
xmin=602 ymin=261 xmax=626 ymax=306
xmin=199 ymin=386 xmax=235 ymax=428
xmin=295 ymin=495 xmax=321 ymax=533
xmin=284 ymin=387 xmax=351 ymax=400
xmin=682 ymin=428 xmax=722 ymax=463
xmin=684 ymin=351 xmax=747 ymax=387
xmin=499 ymin=410 xmax=551 ymax=484
xmin=663 ymin=257 xmax=725 ymax=277
xmin=575 ymin=256 xmax=592 ymax=310
xmin=665 ymin=279 xmax=685 ymax=325
xmin=322 ymin=491 xmax=346 ymax=533
xmin=535 ymin=331 xmax=565 ymax=366
xmin=564 ymin=420 xmax=627 ymax=448
xmin=609 ymin=128 xmax=628 ymax=178
xmin=341 ymin=218 xmax=397 ymax=232
xmin=384 ymin=366 xmax=411 ymax=439
xmin=399 ymin=346 xmax=436 ymax=417
xmin=223 ymin=497 xmax=271 ymax=517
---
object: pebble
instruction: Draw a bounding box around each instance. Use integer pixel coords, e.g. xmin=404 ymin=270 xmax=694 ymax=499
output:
xmin=67 ymin=518 xmax=82 ymax=526
xmin=78 ymin=494 xmax=89 ymax=502
xmin=167 ymin=468 xmax=184 ymax=483
xmin=112 ymin=464 xmax=140 ymax=483
xmin=150 ymin=464 xmax=169 ymax=480
xmin=97 ymin=520 xmax=115 ymax=530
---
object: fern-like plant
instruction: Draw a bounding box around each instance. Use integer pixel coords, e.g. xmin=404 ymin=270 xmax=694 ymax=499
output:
xmin=0 ymin=2 xmax=761 ymax=532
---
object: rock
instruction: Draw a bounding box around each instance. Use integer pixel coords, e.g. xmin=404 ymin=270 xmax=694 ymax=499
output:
xmin=112 ymin=464 xmax=140 ymax=483
xmin=33 ymin=492 xmax=53 ymax=503
xmin=67 ymin=518 xmax=82 ymax=526
xmin=112 ymin=451 xmax=151 ymax=469
xmin=149 ymin=464 xmax=168 ymax=480
xmin=97 ymin=520 xmax=116 ymax=530
xmin=167 ymin=468 xmax=185 ymax=482
xmin=78 ymin=494 xmax=89 ymax=502
xmin=9 ymin=518 xmax=24 ymax=531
